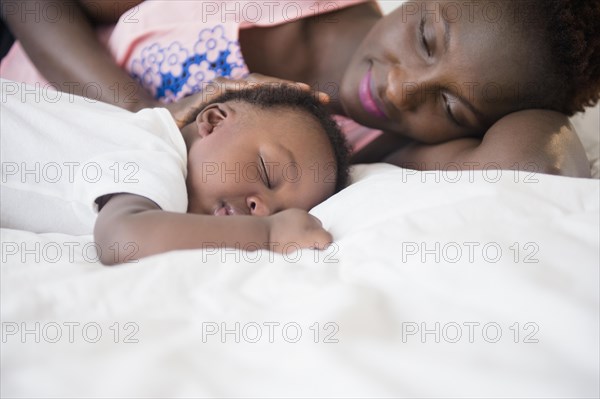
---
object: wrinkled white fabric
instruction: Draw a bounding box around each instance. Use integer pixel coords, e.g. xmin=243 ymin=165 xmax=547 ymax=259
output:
xmin=2 ymin=164 xmax=598 ymax=397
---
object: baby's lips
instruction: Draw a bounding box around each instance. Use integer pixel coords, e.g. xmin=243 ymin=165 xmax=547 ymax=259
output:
xmin=213 ymin=206 xmax=228 ymax=216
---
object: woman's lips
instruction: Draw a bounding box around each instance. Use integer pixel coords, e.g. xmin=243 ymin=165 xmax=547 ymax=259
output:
xmin=359 ymin=67 xmax=387 ymax=119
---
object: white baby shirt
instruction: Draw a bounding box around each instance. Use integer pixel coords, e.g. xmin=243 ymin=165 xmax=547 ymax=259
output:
xmin=1 ymin=79 xmax=188 ymax=235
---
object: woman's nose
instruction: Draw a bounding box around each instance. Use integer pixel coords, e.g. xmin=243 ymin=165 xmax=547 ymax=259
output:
xmin=386 ymin=64 xmax=422 ymax=112
xmin=246 ymin=195 xmax=272 ymax=216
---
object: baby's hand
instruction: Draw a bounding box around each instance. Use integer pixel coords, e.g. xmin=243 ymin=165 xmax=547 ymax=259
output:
xmin=267 ymin=209 xmax=333 ymax=254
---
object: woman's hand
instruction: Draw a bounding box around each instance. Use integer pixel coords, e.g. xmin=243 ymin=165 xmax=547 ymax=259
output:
xmin=165 ymin=73 xmax=330 ymax=129
xmin=213 ymin=73 xmax=330 ymax=103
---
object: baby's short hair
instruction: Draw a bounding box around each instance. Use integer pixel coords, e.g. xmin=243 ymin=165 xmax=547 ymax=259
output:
xmin=204 ymin=84 xmax=351 ymax=192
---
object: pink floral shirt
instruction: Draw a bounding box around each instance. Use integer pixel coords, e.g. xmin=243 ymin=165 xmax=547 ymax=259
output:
xmin=1 ymin=0 xmax=382 ymax=151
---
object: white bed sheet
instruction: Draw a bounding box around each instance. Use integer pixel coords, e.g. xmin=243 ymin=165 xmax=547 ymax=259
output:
xmin=1 ymin=164 xmax=598 ymax=398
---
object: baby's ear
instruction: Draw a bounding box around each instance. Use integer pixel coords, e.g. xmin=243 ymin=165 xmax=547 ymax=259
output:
xmin=197 ymin=104 xmax=227 ymax=137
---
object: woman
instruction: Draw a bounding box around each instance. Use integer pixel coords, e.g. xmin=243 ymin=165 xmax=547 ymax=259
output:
xmin=2 ymin=0 xmax=598 ymax=176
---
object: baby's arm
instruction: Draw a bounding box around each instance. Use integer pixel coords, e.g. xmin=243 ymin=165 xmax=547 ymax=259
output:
xmin=94 ymin=193 xmax=332 ymax=265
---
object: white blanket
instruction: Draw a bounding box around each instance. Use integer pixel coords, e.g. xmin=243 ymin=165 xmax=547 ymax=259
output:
xmin=2 ymin=164 xmax=598 ymax=398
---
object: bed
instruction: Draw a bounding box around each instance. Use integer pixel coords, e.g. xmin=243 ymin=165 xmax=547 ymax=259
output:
xmin=2 ymin=0 xmax=599 ymax=393
xmin=1 ymin=102 xmax=598 ymax=397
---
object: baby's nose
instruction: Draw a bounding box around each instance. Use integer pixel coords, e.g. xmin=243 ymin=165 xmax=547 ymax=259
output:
xmin=247 ymin=196 xmax=271 ymax=216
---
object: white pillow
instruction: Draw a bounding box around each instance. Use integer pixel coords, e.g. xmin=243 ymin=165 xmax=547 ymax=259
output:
xmin=570 ymin=104 xmax=600 ymax=178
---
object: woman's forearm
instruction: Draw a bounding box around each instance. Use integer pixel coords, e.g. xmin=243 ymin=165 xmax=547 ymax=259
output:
xmin=2 ymin=0 xmax=156 ymax=111
xmin=77 ymin=0 xmax=144 ymax=24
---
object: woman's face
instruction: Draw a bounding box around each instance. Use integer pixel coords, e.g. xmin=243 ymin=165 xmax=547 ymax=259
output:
xmin=340 ymin=0 xmax=543 ymax=143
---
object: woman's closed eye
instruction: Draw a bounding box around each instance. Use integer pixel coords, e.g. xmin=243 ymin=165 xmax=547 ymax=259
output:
xmin=442 ymin=93 xmax=461 ymax=127
xmin=420 ymin=17 xmax=431 ymax=57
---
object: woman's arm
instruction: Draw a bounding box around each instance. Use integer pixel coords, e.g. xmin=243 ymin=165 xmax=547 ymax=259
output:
xmin=94 ymin=193 xmax=332 ymax=265
xmin=383 ymin=110 xmax=591 ymax=178
xmin=77 ymin=0 xmax=144 ymax=24
xmin=2 ymin=0 xmax=155 ymax=111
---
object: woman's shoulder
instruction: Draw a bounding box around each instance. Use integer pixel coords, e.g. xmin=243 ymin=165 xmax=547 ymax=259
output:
xmin=238 ymin=0 xmax=376 ymax=28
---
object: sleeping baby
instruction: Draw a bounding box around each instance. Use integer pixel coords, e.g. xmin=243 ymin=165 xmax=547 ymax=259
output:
xmin=0 ymin=79 xmax=350 ymax=265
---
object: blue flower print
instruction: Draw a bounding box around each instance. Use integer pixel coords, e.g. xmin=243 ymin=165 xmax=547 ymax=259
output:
xmin=185 ymin=60 xmax=217 ymax=93
xmin=129 ymin=24 xmax=249 ymax=102
xmin=160 ymin=42 xmax=189 ymax=77
xmin=131 ymin=43 xmax=165 ymax=96
xmin=194 ymin=26 xmax=229 ymax=63
xmin=226 ymin=42 xmax=249 ymax=79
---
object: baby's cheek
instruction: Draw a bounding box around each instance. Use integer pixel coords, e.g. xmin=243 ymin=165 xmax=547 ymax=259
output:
xmin=185 ymin=178 xmax=208 ymax=215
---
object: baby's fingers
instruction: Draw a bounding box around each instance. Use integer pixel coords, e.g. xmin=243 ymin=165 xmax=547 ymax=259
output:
xmin=310 ymin=229 xmax=334 ymax=250
xmin=279 ymin=229 xmax=332 ymax=256
xmin=304 ymin=217 xmax=333 ymax=250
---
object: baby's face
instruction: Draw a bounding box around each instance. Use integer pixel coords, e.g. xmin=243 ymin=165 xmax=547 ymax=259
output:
xmin=184 ymin=102 xmax=337 ymax=216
